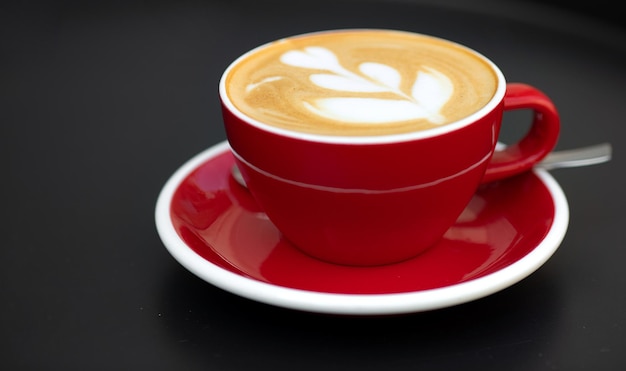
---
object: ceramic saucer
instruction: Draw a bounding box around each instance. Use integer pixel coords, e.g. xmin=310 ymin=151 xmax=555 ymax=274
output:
xmin=155 ymin=141 xmax=569 ymax=315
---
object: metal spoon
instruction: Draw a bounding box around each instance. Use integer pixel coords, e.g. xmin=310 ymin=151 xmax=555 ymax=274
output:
xmin=231 ymin=143 xmax=613 ymax=188
xmin=536 ymin=142 xmax=612 ymax=170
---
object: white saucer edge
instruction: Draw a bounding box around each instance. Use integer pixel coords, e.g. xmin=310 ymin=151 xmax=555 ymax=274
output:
xmin=155 ymin=141 xmax=570 ymax=316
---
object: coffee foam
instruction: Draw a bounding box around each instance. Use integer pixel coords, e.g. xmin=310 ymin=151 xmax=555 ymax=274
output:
xmin=225 ymin=30 xmax=499 ymax=137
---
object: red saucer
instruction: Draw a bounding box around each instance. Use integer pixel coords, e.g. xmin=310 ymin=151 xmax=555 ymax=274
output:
xmin=156 ymin=142 xmax=569 ymax=315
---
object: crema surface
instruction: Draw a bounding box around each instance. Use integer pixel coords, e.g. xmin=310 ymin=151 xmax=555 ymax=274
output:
xmin=225 ymin=30 xmax=498 ymax=136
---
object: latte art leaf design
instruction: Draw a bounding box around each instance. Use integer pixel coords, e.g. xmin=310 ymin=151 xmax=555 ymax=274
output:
xmin=274 ymin=46 xmax=454 ymax=124
xmin=310 ymin=73 xmax=391 ymax=93
xmin=359 ymin=62 xmax=402 ymax=90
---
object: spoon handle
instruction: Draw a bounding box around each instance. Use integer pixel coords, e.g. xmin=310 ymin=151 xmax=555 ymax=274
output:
xmin=538 ymin=143 xmax=612 ymax=170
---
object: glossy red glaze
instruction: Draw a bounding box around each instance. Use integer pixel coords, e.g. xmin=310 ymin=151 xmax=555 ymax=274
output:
xmin=221 ymin=82 xmax=559 ymax=265
xmin=169 ymin=150 xmax=556 ymax=294
xmin=482 ymin=83 xmax=561 ymax=183
xmin=223 ymin=105 xmax=498 ymax=189
xmin=236 ymin=155 xmax=488 ymax=265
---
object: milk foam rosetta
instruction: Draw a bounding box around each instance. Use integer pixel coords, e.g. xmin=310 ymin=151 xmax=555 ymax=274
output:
xmin=225 ymin=30 xmax=498 ymax=136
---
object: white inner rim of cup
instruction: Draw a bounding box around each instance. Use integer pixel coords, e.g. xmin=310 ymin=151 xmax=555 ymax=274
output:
xmin=219 ymin=29 xmax=507 ymax=144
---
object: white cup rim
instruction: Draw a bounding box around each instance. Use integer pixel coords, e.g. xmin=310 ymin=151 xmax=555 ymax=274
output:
xmin=219 ymin=28 xmax=507 ymax=145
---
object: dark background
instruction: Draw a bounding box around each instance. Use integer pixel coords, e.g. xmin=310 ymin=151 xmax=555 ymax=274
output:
xmin=2 ymin=1 xmax=625 ymax=370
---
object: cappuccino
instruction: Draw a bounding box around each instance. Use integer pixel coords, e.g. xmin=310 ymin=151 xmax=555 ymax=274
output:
xmin=223 ymin=29 xmax=498 ymax=137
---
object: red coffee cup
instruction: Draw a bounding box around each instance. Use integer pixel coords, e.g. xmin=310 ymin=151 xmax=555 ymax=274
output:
xmin=220 ymin=29 xmax=559 ymax=266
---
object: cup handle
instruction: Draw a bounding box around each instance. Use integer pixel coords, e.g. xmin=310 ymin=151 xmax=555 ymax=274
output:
xmin=481 ymin=83 xmax=561 ymax=183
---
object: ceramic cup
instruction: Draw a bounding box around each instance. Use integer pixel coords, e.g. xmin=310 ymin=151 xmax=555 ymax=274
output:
xmin=219 ymin=29 xmax=560 ymax=266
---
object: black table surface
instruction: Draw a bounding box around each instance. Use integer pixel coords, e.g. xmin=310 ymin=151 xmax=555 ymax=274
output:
xmin=2 ymin=1 xmax=625 ymax=370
